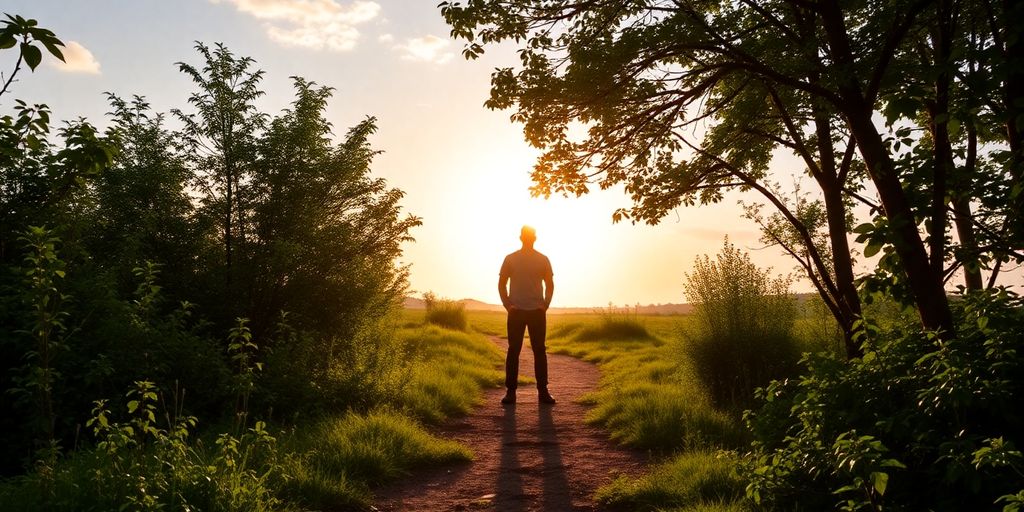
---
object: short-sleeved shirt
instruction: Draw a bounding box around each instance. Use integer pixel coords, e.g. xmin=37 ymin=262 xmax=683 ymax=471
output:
xmin=500 ymin=249 xmax=553 ymax=310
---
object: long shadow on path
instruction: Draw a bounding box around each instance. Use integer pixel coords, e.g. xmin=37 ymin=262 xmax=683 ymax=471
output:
xmin=374 ymin=336 xmax=645 ymax=512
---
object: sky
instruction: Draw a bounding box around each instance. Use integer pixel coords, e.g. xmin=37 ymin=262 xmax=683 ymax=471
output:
xmin=5 ymin=0 xmax=1001 ymax=307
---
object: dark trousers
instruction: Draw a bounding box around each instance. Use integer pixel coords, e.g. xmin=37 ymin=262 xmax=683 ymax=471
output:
xmin=505 ymin=308 xmax=548 ymax=390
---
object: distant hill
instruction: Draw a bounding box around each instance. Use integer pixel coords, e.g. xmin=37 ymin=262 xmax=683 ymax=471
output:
xmin=403 ymin=296 xmax=693 ymax=315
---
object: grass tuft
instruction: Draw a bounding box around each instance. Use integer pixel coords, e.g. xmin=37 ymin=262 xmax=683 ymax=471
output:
xmin=574 ymin=314 xmax=653 ymax=341
xmin=275 ymin=454 xmax=370 ymax=510
xmin=398 ymin=325 xmax=504 ymax=422
xmin=281 ymin=409 xmax=472 ymax=509
xmin=596 ymin=450 xmax=747 ymax=511
xmin=586 ymin=381 xmax=743 ymax=451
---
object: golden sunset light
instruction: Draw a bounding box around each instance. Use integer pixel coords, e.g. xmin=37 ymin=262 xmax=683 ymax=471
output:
xmin=2 ymin=2 xmax=1021 ymax=510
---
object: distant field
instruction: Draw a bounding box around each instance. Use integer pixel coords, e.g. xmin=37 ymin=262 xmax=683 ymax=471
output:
xmin=411 ymin=309 xmax=693 ymax=340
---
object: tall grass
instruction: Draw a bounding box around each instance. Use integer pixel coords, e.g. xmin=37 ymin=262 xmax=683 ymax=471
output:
xmin=423 ymin=292 xmax=468 ymax=331
xmin=682 ymin=239 xmax=801 ymax=411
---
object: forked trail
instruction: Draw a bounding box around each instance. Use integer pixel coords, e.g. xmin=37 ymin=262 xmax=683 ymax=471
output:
xmin=375 ymin=335 xmax=646 ymax=512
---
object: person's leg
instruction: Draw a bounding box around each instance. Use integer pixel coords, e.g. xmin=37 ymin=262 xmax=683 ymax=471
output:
xmin=525 ymin=310 xmax=551 ymax=397
xmin=505 ymin=309 xmax=527 ymax=392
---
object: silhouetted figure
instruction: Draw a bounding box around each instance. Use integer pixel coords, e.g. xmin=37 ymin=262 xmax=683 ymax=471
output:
xmin=498 ymin=225 xmax=556 ymax=405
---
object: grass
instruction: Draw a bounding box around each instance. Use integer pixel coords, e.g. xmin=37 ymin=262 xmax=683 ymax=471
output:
xmin=397 ymin=325 xmax=505 ymax=422
xmin=277 ymin=323 xmax=505 ymax=509
xmin=279 ymin=409 xmax=473 ymax=510
xmin=280 ymin=319 xmax=506 ymax=509
xmin=595 ymin=450 xmax=748 ymax=511
xmin=574 ymin=313 xmax=656 ymax=341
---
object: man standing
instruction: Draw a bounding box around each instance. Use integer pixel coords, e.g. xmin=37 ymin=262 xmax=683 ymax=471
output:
xmin=498 ymin=225 xmax=556 ymax=405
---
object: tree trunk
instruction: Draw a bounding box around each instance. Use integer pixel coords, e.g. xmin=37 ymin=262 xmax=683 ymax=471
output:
xmin=818 ymin=2 xmax=955 ymax=337
xmin=812 ymin=107 xmax=863 ymax=357
xmin=953 ymin=122 xmax=984 ymax=290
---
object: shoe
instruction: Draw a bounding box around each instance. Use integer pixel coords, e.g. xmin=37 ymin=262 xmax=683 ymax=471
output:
xmin=538 ymin=390 xmax=556 ymax=404
xmin=501 ymin=391 xmax=516 ymax=404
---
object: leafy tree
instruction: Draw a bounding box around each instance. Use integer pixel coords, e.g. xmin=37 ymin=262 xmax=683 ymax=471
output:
xmin=249 ymin=78 xmax=421 ymax=339
xmin=90 ymin=94 xmax=209 ymax=301
xmin=440 ymin=0 xmax=1023 ymax=354
xmin=2 ymin=27 xmax=421 ymax=474
xmin=173 ymin=42 xmax=267 ymax=309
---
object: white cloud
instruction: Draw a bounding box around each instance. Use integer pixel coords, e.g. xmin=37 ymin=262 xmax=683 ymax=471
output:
xmin=213 ymin=0 xmax=380 ymax=51
xmin=49 ymin=41 xmax=100 ymax=74
xmin=377 ymin=33 xmax=394 ymax=43
xmin=396 ymin=35 xmax=453 ymax=64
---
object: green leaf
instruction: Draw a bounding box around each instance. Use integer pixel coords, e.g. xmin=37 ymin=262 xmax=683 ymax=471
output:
xmin=20 ymin=42 xmax=42 ymax=70
xmin=41 ymin=40 xmax=64 ymax=62
xmin=127 ymin=400 xmax=139 ymax=413
xmin=870 ymin=471 xmax=889 ymax=495
xmin=852 ymin=223 xmax=875 ymax=235
xmin=864 ymin=242 xmax=882 ymax=258
xmin=947 ymin=118 xmax=961 ymax=138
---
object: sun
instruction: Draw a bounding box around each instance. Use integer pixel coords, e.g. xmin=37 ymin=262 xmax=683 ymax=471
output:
xmin=442 ymin=164 xmax=633 ymax=307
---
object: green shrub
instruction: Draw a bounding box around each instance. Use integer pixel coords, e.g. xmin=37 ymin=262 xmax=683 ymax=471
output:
xmin=682 ymin=238 xmax=801 ymax=411
xmin=423 ymin=292 xmax=468 ymax=331
xmin=260 ymin=312 xmax=411 ymax=416
xmin=0 ymin=381 xmax=285 ymax=512
xmin=742 ymin=289 xmax=1024 ymax=511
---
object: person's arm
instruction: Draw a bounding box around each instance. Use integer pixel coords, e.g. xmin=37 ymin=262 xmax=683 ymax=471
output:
xmin=543 ymin=274 xmax=554 ymax=311
xmin=498 ymin=273 xmax=512 ymax=311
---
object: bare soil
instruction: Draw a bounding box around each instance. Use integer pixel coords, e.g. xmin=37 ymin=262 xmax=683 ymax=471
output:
xmin=374 ymin=335 xmax=646 ymax=512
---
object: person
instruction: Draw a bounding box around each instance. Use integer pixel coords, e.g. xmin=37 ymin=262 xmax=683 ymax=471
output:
xmin=498 ymin=225 xmax=556 ymax=405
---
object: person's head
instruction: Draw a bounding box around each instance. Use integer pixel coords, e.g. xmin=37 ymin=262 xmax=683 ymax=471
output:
xmin=520 ymin=225 xmax=537 ymax=248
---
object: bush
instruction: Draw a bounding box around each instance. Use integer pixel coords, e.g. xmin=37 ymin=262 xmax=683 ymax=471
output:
xmin=259 ymin=313 xmax=411 ymax=416
xmin=575 ymin=310 xmax=653 ymax=341
xmin=682 ymin=238 xmax=801 ymax=411
xmin=423 ymin=292 xmax=468 ymax=331
xmin=0 ymin=381 xmax=285 ymax=512
xmin=742 ymin=289 xmax=1024 ymax=511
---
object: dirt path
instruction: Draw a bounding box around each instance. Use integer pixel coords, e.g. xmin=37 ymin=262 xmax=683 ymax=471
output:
xmin=375 ymin=335 xmax=646 ymax=512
